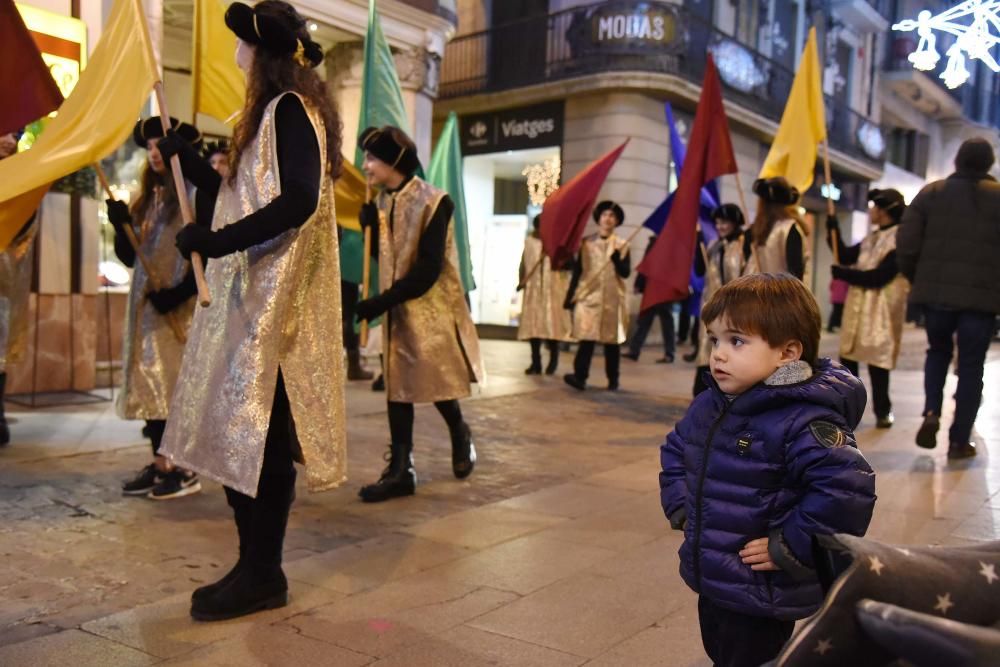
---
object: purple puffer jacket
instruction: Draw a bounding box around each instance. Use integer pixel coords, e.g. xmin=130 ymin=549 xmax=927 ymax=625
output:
xmin=659 ymin=359 xmax=876 ymax=621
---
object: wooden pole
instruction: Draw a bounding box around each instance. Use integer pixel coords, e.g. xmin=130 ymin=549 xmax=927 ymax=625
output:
xmin=570 ymin=225 xmax=640 ymax=305
xmin=732 ymin=170 xmax=760 ymax=271
xmin=821 ymin=139 xmax=840 ymax=265
xmin=153 ymin=81 xmax=211 ymax=307
xmin=517 ymin=254 xmax=545 ymax=292
xmin=95 ymin=164 xmax=187 ymax=344
xmin=360 ymin=183 xmax=372 ymax=348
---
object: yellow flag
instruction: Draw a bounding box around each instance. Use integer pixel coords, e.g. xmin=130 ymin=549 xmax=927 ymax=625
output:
xmin=758 ymin=27 xmax=827 ymax=193
xmin=0 ymin=0 xmax=159 ymax=250
xmin=334 ymin=159 xmax=366 ymax=232
xmin=192 ymin=0 xmax=245 ymax=123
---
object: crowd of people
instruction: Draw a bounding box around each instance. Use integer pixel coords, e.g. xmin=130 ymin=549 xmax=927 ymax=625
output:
xmin=0 ymin=0 xmax=997 ymax=661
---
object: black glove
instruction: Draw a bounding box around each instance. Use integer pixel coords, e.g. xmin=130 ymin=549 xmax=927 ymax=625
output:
xmin=825 ymin=213 xmax=840 ymax=234
xmin=175 ymin=223 xmax=222 ymax=260
xmin=359 ymin=201 xmax=379 ymax=232
xmin=146 ymin=281 xmax=194 ymax=314
xmin=830 ymin=264 xmax=847 ymax=280
xmin=355 ymin=295 xmax=388 ymax=322
xmin=156 ymin=129 xmax=186 ymax=162
xmin=106 ymin=199 xmax=131 ymax=229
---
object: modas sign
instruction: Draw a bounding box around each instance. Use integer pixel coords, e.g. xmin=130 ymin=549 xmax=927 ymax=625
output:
xmin=590 ymin=2 xmax=679 ymax=46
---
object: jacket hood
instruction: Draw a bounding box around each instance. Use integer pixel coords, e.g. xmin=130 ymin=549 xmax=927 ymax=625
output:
xmin=713 ymin=358 xmax=867 ymax=429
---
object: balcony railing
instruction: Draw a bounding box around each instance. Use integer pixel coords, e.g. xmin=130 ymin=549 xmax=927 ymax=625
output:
xmin=441 ymin=1 xmax=885 ymax=167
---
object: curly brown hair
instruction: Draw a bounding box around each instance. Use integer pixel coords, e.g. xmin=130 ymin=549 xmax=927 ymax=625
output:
xmin=229 ymin=1 xmax=342 ymax=184
xmin=130 ymin=161 xmax=178 ymax=224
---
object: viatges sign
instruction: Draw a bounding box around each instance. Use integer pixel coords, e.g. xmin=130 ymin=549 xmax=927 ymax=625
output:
xmin=460 ymin=102 xmax=564 ymax=156
xmin=589 ymin=2 xmax=680 ymax=48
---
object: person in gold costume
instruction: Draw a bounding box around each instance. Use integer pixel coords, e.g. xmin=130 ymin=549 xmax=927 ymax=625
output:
xmin=108 ymin=118 xmax=203 ymax=500
xmin=746 ymin=177 xmax=810 ymax=284
xmin=691 ymin=204 xmax=751 ymax=396
xmin=159 ymin=0 xmax=347 ymax=621
xmin=0 ymin=131 xmax=36 ymax=447
xmin=827 ymin=188 xmax=910 ymax=429
xmin=563 ymin=201 xmax=631 ymax=391
xmin=518 ymin=215 xmax=572 ymax=375
xmin=354 ymin=125 xmax=484 ymax=504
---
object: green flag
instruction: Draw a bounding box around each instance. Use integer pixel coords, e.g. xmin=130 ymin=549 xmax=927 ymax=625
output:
xmin=427 ymin=112 xmax=475 ymax=293
xmin=341 ymin=0 xmax=412 ymax=284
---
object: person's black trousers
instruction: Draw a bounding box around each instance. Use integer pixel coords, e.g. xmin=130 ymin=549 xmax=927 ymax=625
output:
xmin=528 ymin=338 xmax=559 ymax=370
xmin=698 ymin=596 xmax=794 ymax=667
xmin=387 ymin=399 xmax=465 ymax=445
xmin=340 ymin=280 xmax=360 ymax=352
xmin=627 ymin=303 xmax=674 ymax=358
xmin=573 ymin=340 xmax=620 ymax=384
xmin=827 ymin=303 xmax=844 ymax=331
xmin=840 ymin=358 xmax=892 ymax=419
xmin=146 ymin=419 xmax=166 ymax=456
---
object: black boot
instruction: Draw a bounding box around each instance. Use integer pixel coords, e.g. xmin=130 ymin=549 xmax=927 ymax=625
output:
xmin=544 ymin=341 xmax=559 ymax=375
xmin=451 ymin=422 xmax=476 ymax=479
xmin=358 ymin=442 xmax=416 ymax=503
xmin=371 ymin=374 xmax=385 ymax=392
xmin=0 ymin=372 xmax=9 ymax=446
xmin=191 ymin=487 xmax=292 ymax=621
xmin=192 ymin=500 xmax=251 ymax=604
xmin=347 ymin=348 xmax=374 ymax=381
xmin=563 ymin=373 xmax=586 ymax=391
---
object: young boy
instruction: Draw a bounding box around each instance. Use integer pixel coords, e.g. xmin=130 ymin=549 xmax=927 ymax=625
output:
xmin=659 ymin=273 xmax=876 ymax=667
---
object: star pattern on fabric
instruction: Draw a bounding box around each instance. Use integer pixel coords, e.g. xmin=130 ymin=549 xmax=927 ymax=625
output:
xmin=869 ymin=555 xmax=885 ymax=576
xmin=980 ymin=561 xmax=998 ymax=584
xmin=814 ymin=638 xmax=833 ymax=656
xmin=934 ymin=592 xmax=954 ymax=615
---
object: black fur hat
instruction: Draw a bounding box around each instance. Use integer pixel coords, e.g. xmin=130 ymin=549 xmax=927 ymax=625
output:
xmin=752 ymin=177 xmax=800 ymax=205
xmin=867 ymin=188 xmax=906 ymax=220
xmin=711 ymin=203 xmax=745 ymax=227
xmin=358 ymin=126 xmax=421 ymax=176
xmin=201 ymin=139 xmax=229 ymax=159
xmin=225 ymin=1 xmax=324 ymax=68
xmin=593 ymin=200 xmax=625 ymax=226
xmin=133 ymin=117 xmax=202 ymax=149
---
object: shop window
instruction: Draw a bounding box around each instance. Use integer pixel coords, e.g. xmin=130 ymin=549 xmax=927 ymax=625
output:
xmin=886 ymin=127 xmax=929 ymax=177
xmin=494 ymin=178 xmax=530 ymax=215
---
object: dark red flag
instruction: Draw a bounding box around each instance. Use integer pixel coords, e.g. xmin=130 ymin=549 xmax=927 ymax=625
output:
xmin=540 ymin=139 xmax=629 ymax=269
xmin=0 ymin=0 xmax=64 ymax=136
xmin=638 ymin=56 xmax=736 ymax=311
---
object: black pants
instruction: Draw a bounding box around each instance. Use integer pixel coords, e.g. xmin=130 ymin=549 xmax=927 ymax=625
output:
xmin=573 ymin=341 xmax=620 ymax=384
xmin=146 ymin=419 xmax=166 ymax=456
xmin=678 ymin=297 xmax=693 ymax=343
xmin=840 ymin=358 xmax=891 ymax=419
xmin=387 ymin=399 xmax=465 ymax=445
xmin=223 ymin=372 xmax=297 ymax=568
xmin=698 ymin=596 xmax=794 ymax=667
xmin=528 ymin=338 xmax=559 ymax=369
xmin=827 ymin=303 xmax=844 ymax=331
xmin=340 ymin=280 xmax=360 ymax=352
xmin=627 ymin=303 xmax=674 ymax=358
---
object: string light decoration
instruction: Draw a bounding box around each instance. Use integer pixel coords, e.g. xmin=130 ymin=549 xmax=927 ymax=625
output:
xmin=522 ymin=155 xmax=561 ymax=207
xmin=892 ymin=1 xmax=1000 ymax=89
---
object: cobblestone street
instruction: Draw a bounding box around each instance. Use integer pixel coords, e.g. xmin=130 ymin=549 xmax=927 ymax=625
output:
xmin=1 ymin=333 xmax=999 ymax=666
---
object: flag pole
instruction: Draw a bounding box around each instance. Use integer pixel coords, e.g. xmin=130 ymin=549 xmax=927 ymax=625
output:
xmin=95 ymin=163 xmax=187 ymax=344
xmin=821 ymin=139 xmax=840 ymax=264
xmin=571 ymin=225 xmax=641 ymax=305
xmin=517 ymin=255 xmax=545 ymax=292
xmin=732 ymin=170 xmax=760 ymax=270
xmin=360 ymin=182 xmax=372 ymax=348
xmin=153 ymin=81 xmax=211 ymax=307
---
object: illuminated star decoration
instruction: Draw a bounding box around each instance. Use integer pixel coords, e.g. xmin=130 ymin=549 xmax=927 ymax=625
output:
xmin=934 ymin=592 xmax=954 ymax=615
xmin=892 ymin=1 xmax=1000 ymax=89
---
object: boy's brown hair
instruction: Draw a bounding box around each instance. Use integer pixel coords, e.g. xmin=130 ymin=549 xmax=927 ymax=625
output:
xmin=701 ymin=273 xmax=822 ymax=364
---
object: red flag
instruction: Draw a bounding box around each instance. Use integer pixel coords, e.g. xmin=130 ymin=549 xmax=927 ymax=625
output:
xmin=540 ymin=139 xmax=629 ymax=268
xmin=0 ymin=0 xmax=64 ymax=136
xmin=638 ymin=56 xmax=736 ymax=311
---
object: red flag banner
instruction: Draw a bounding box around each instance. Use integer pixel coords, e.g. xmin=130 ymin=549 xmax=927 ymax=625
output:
xmin=638 ymin=56 xmax=736 ymax=311
xmin=0 ymin=0 xmax=64 ymax=136
xmin=540 ymin=139 xmax=629 ymax=269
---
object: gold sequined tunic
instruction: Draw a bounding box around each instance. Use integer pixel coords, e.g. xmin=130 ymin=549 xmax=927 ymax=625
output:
xmin=840 ymin=225 xmax=909 ymax=370
xmin=117 ymin=196 xmax=194 ymax=420
xmin=517 ymin=235 xmax=572 ymax=342
xmin=377 ymin=177 xmax=484 ymax=404
xmin=748 ymin=218 xmax=812 ymax=287
xmin=161 ymin=92 xmax=347 ymax=497
xmin=571 ymin=233 xmax=629 ymax=345
xmin=0 ymin=220 xmax=37 ymax=372
xmin=696 ymin=233 xmax=749 ymax=366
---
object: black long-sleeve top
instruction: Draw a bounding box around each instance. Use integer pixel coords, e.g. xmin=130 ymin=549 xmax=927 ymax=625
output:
xmin=828 ymin=223 xmax=900 ymax=289
xmin=785 ymin=224 xmax=805 ymax=280
xmin=364 ymin=175 xmax=456 ymax=311
xmin=692 ymin=231 xmax=752 ymax=279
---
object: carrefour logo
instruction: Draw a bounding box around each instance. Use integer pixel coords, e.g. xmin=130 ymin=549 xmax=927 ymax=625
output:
xmin=469 ymin=121 xmax=488 ymax=139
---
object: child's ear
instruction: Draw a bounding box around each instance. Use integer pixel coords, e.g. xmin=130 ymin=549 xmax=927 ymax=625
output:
xmin=779 ymin=339 xmax=804 ymax=364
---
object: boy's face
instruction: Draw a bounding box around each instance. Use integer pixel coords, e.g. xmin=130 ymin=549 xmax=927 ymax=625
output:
xmin=597 ymin=210 xmax=618 ymax=236
xmin=363 ymin=151 xmax=398 ymax=188
xmin=706 ymin=316 xmax=802 ymax=395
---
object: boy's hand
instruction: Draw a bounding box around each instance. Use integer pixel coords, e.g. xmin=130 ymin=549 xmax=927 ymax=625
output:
xmin=740 ymin=537 xmax=781 ymax=571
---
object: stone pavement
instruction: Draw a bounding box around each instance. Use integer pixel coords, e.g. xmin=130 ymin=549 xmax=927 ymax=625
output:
xmin=1 ymin=329 xmax=998 ymax=666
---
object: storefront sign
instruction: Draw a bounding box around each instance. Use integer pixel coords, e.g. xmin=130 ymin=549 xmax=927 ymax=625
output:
xmin=460 ymin=102 xmax=564 ymax=155
xmin=589 ymin=2 xmax=679 ymax=47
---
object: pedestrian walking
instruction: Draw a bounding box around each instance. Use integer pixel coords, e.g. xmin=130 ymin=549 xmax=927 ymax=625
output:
xmin=624 ymin=235 xmax=674 ymax=363
xmin=517 ymin=215 xmax=572 ymax=375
